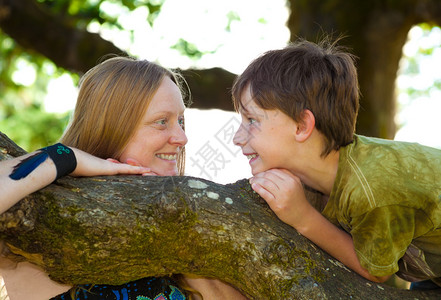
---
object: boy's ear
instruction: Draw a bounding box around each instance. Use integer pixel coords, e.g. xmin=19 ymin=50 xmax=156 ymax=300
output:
xmin=295 ymin=109 xmax=315 ymax=142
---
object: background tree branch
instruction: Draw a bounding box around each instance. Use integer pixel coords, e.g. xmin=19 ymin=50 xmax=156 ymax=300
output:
xmin=2 ymin=0 xmax=441 ymax=138
xmin=0 ymin=0 xmax=126 ymax=74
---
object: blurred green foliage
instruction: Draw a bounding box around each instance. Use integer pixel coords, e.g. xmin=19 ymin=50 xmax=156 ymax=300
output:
xmin=0 ymin=33 xmax=71 ymax=151
xmin=170 ymin=39 xmax=217 ymax=60
xmin=0 ymin=104 xmax=70 ymax=152
xmin=398 ymin=24 xmax=441 ymax=99
xmin=0 ymin=0 xmax=166 ymax=152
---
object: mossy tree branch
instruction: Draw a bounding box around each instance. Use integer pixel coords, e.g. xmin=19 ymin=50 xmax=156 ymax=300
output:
xmin=0 ymin=132 xmax=439 ymax=299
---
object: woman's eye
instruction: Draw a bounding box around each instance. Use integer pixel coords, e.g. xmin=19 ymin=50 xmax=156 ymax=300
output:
xmin=155 ymin=119 xmax=167 ymax=126
xmin=248 ymin=118 xmax=257 ymax=125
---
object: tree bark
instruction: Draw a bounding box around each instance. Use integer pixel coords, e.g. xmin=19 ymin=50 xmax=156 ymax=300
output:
xmin=181 ymin=68 xmax=237 ymax=111
xmin=1 ymin=133 xmax=440 ymax=299
xmin=287 ymin=0 xmax=441 ymax=139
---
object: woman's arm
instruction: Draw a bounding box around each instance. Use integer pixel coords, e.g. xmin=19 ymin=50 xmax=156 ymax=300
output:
xmin=0 ymin=146 xmax=150 ymax=214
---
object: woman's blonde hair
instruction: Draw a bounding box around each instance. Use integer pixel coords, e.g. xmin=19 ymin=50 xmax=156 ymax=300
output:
xmin=60 ymin=56 xmax=189 ymax=175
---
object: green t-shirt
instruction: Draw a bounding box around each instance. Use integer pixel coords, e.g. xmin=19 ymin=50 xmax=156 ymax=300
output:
xmin=322 ymin=135 xmax=441 ymax=285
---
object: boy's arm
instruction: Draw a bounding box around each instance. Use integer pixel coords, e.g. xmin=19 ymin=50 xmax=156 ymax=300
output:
xmin=250 ymin=169 xmax=391 ymax=283
xmin=0 ymin=146 xmax=150 ymax=214
xmin=294 ymin=204 xmax=390 ymax=283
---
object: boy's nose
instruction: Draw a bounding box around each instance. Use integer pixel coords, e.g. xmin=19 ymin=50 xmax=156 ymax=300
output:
xmin=233 ymin=124 xmax=247 ymax=147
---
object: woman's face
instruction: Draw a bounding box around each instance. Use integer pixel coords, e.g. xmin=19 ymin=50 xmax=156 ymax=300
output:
xmin=119 ymin=77 xmax=187 ymax=176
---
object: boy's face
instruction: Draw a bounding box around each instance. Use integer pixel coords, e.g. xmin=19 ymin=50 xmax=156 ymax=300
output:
xmin=233 ymin=85 xmax=300 ymax=175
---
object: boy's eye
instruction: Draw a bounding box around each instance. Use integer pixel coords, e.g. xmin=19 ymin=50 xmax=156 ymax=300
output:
xmin=178 ymin=117 xmax=185 ymax=128
xmin=248 ymin=118 xmax=257 ymax=125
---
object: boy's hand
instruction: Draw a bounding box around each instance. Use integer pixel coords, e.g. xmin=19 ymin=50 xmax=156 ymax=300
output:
xmin=249 ymin=169 xmax=314 ymax=228
xmin=70 ymin=148 xmax=152 ymax=177
xmin=250 ymin=169 xmax=393 ymax=284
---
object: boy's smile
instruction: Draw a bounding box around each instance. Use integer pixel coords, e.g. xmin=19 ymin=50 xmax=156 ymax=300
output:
xmin=233 ymin=84 xmax=300 ymax=175
xmin=245 ymin=152 xmax=259 ymax=164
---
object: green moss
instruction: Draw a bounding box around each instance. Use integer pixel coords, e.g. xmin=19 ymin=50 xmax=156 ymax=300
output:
xmin=4 ymin=192 xmax=90 ymax=282
xmin=261 ymin=238 xmax=325 ymax=296
xmin=6 ymin=183 xmax=325 ymax=297
xmin=66 ymin=205 xmax=85 ymax=215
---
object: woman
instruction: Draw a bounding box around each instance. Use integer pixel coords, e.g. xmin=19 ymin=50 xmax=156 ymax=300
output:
xmin=0 ymin=57 xmax=247 ymax=299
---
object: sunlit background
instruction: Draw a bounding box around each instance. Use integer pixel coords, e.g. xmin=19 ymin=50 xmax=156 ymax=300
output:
xmin=5 ymin=0 xmax=441 ymax=184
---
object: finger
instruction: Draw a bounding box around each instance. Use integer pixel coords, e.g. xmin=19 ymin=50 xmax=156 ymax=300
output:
xmin=254 ymin=171 xmax=285 ymax=185
xmin=251 ymin=169 xmax=286 ymax=184
xmin=249 ymin=170 xmax=272 ymax=183
xmin=250 ymin=170 xmax=269 ymax=180
xmin=126 ymin=158 xmax=142 ymax=167
xmin=272 ymin=169 xmax=303 ymax=184
xmin=262 ymin=169 xmax=296 ymax=182
xmin=109 ymin=162 xmax=150 ymax=175
xmin=258 ymin=169 xmax=302 ymax=190
xmin=106 ymin=158 xmax=121 ymax=164
xmin=142 ymin=171 xmax=158 ymax=176
xmin=251 ymin=182 xmax=275 ymax=203
xmin=127 ymin=166 xmax=151 ymax=174
xmin=267 ymin=168 xmax=289 ymax=179
xmin=251 ymin=176 xmax=280 ymax=193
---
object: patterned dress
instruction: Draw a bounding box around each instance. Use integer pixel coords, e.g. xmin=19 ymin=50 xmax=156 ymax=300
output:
xmin=50 ymin=276 xmax=187 ymax=300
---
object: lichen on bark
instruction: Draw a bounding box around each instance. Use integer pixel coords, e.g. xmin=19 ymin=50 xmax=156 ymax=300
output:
xmin=1 ymin=133 xmax=441 ymax=299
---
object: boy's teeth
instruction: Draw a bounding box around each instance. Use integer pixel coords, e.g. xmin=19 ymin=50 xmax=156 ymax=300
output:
xmin=156 ymin=154 xmax=177 ymax=160
xmin=246 ymin=154 xmax=258 ymax=160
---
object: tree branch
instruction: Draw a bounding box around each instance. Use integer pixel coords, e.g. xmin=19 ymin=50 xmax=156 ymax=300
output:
xmin=0 ymin=0 xmax=126 ymax=74
xmin=0 ymin=133 xmax=440 ymax=299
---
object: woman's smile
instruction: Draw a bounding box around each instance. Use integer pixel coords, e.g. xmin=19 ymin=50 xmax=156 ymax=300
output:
xmin=155 ymin=152 xmax=178 ymax=162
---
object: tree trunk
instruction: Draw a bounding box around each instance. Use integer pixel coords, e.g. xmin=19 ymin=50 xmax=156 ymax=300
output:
xmin=181 ymin=68 xmax=237 ymax=111
xmin=1 ymin=133 xmax=440 ymax=299
xmin=287 ymin=0 xmax=441 ymax=138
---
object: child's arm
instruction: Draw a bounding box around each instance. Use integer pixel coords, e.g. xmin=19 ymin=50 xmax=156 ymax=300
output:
xmin=0 ymin=146 xmax=150 ymax=214
xmin=250 ymin=168 xmax=391 ymax=283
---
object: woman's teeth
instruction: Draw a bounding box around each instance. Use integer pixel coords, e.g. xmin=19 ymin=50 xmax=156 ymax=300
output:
xmin=156 ymin=154 xmax=177 ymax=161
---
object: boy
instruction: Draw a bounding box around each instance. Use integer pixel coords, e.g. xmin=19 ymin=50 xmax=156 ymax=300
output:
xmin=232 ymin=39 xmax=441 ymax=289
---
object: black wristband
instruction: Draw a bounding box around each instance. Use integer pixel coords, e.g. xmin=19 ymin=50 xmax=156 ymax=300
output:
xmin=9 ymin=143 xmax=77 ymax=181
xmin=42 ymin=143 xmax=77 ymax=180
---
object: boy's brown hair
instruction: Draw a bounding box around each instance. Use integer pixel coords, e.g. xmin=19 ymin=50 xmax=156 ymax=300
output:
xmin=232 ymin=38 xmax=359 ymax=156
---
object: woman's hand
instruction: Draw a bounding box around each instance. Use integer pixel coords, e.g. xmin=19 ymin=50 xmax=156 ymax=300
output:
xmin=107 ymin=158 xmax=159 ymax=176
xmin=70 ymin=148 xmax=152 ymax=177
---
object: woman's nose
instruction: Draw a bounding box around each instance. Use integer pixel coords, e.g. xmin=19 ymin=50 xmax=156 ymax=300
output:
xmin=170 ymin=124 xmax=188 ymax=146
